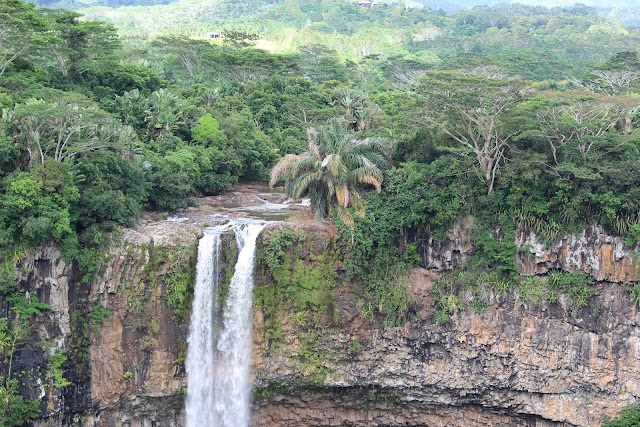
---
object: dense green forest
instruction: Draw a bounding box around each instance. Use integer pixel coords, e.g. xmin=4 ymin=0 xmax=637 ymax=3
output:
xmin=1 ymin=0 xmax=640 ymax=423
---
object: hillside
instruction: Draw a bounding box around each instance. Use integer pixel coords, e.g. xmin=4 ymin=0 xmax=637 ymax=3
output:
xmin=1 ymin=0 xmax=640 ymax=425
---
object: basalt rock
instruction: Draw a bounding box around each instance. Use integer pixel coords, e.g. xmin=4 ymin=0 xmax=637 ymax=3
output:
xmin=10 ymin=221 xmax=203 ymax=427
xmin=10 ymin=215 xmax=639 ymax=427
xmin=253 ymin=277 xmax=640 ymax=426
xmin=516 ymin=224 xmax=638 ymax=282
xmin=252 ymin=222 xmax=639 ymax=427
xmin=415 ymin=217 xmax=638 ymax=282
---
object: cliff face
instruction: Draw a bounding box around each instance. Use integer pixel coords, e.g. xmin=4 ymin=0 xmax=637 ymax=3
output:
xmin=12 ymin=217 xmax=640 ymax=427
xmin=253 ymin=275 xmax=638 ymax=426
xmin=418 ymin=217 xmax=638 ymax=283
xmin=13 ymin=221 xmax=204 ymax=427
xmin=15 ymin=245 xmax=90 ymax=427
xmin=251 ymin=222 xmax=640 ymax=427
xmin=81 ymin=221 xmax=201 ymax=427
xmin=515 ymin=224 xmax=638 ymax=282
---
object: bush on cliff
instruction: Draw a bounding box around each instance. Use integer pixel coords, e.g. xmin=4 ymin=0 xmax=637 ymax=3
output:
xmin=602 ymin=406 xmax=640 ymax=427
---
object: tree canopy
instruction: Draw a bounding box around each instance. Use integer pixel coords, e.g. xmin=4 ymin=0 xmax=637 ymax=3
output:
xmin=1 ymin=1 xmax=640 ymax=414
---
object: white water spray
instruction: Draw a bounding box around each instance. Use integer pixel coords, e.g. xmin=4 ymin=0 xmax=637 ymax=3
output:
xmin=185 ymin=221 xmax=265 ymax=427
xmin=212 ymin=222 xmax=264 ymax=426
xmin=185 ymin=232 xmax=221 ymax=426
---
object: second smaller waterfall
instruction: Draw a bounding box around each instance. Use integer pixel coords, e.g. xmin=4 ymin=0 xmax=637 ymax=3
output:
xmin=212 ymin=222 xmax=265 ymax=426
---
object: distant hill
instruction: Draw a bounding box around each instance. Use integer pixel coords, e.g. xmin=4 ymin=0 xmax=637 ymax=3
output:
xmin=28 ymin=0 xmax=178 ymax=7
xmin=30 ymin=0 xmax=640 ymax=12
xmin=415 ymin=0 xmax=640 ymax=9
xmin=27 ymin=0 xmax=640 ymax=28
xmin=413 ymin=0 xmax=640 ymax=24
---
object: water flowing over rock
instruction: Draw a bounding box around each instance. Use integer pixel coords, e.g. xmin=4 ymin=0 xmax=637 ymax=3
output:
xmin=185 ymin=232 xmax=222 ymax=426
xmin=213 ymin=222 xmax=265 ymax=426
xmin=9 ymin=211 xmax=639 ymax=427
xmin=185 ymin=220 xmax=266 ymax=427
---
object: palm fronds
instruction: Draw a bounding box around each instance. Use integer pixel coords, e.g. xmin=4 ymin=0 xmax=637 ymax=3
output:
xmin=269 ymin=117 xmax=392 ymax=225
xmin=269 ymin=153 xmax=302 ymax=187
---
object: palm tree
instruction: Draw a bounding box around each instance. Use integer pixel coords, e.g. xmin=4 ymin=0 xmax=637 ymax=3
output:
xmin=270 ymin=118 xmax=389 ymax=227
xmin=146 ymin=88 xmax=184 ymax=139
xmin=330 ymin=87 xmax=382 ymax=131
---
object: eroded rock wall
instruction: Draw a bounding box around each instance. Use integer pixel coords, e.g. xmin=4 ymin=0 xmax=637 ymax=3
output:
xmin=253 ymin=279 xmax=639 ymax=426
xmin=15 ymin=245 xmax=91 ymax=427
xmin=252 ymin=222 xmax=640 ymax=427
xmin=516 ymin=224 xmax=638 ymax=282
xmin=11 ymin=221 xmax=206 ymax=427
xmin=14 ymin=217 xmax=640 ymax=427
xmin=417 ymin=217 xmax=638 ymax=282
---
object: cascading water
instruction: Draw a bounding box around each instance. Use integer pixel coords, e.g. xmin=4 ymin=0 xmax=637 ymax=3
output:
xmin=212 ymin=222 xmax=264 ymax=426
xmin=185 ymin=232 xmax=221 ymax=426
xmin=185 ymin=220 xmax=266 ymax=427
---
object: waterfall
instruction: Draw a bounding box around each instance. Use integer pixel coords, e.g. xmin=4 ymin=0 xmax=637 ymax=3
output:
xmin=212 ymin=222 xmax=264 ymax=426
xmin=185 ymin=221 xmax=266 ymax=427
xmin=185 ymin=232 xmax=220 ymax=426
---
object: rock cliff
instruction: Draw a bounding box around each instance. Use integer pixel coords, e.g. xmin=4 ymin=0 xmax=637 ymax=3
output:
xmin=13 ymin=221 xmax=203 ymax=427
xmin=251 ymin=222 xmax=639 ymax=427
xmin=417 ymin=217 xmax=638 ymax=283
xmin=9 ymin=214 xmax=639 ymax=427
xmin=253 ymin=275 xmax=638 ymax=426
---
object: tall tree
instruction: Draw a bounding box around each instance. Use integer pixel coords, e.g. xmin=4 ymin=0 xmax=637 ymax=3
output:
xmin=38 ymin=9 xmax=120 ymax=81
xmin=11 ymin=93 xmax=118 ymax=165
xmin=418 ymin=69 xmax=526 ymax=194
xmin=0 ymin=0 xmax=47 ymax=77
xmin=520 ymin=91 xmax=637 ymax=166
xmin=270 ymin=118 xmax=389 ymax=226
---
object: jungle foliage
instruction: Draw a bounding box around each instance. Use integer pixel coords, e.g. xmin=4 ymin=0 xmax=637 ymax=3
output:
xmin=602 ymin=406 xmax=640 ymax=427
xmin=1 ymin=0 xmax=640 ymax=416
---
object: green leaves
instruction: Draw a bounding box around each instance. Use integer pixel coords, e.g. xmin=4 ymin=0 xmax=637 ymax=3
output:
xmin=471 ymin=217 xmax=519 ymax=279
xmin=11 ymin=93 xmax=116 ymax=165
xmin=147 ymin=148 xmax=198 ymax=211
xmin=270 ymin=117 xmax=390 ymax=224
xmin=601 ymin=405 xmax=640 ymax=427
xmin=7 ymin=291 xmax=50 ymax=319
xmin=147 ymin=88 xmax=185 ymax=139
xmin=0 ymin=0 xmax=46 ymax=77
xmin=418 ymin=69 xmax=526 ymax=194
xmin=263 ymin=229 xmax=297 ymax=271
xmin=7 ymin=174 xmax=41 ymax=210
xmin=191 ymin=113 xmax=222 ymax=144
xmin=0 ymin=379 xmax=41 ymax=427
xmin=0 ymin=164 xmax=78 ymax=248
xmin=46 ymin=350 xmax=71 ymax=388
xmin=339 ymin=160 xmax=469 ymax=326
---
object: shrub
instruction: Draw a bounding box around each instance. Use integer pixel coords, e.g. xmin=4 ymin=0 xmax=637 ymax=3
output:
xmin=601 ymin=405 xmax=640 ymax=427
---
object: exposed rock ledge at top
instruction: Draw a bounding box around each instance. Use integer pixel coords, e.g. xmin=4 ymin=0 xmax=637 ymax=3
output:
xmin=420 ymin=217 xmax=638 ymax=282
xmin=119 ymin=219 xmax=203 ymax=247
xmin=516 ymin=223 xmax=638 ymax=282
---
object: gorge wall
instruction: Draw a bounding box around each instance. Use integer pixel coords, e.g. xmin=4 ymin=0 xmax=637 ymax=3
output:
xmin=251 ymin=222 xmax=639 ymax=427
xmin=10 ymin=217 xmax=640 ymax=426
xmin=15 ymin=221 xmax=203 ymax=427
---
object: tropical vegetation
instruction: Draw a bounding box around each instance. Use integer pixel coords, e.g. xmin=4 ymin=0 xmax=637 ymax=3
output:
xmin=269 ymin=117 xmax=389 ymax=226
xmin=602 ymin=406 xmax=640 ymax=427
xmin=1 ymin=0 xmax=640 ymax=422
